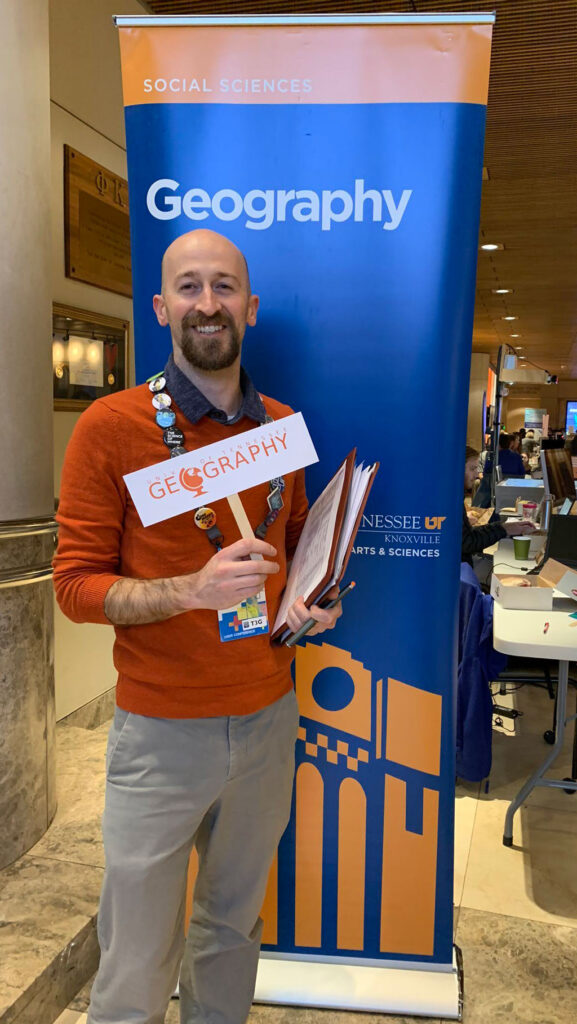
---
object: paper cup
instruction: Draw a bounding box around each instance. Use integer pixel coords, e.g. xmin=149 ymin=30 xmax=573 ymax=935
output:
xmin=522 ymin=502 xmax=537 ymax=520
xmin=513 ymin=536 xmax=531 ymax=560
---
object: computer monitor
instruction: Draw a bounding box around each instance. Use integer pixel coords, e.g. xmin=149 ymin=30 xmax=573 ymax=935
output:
xmin=540 ymin=448 xmax=577 ymax=503
xmin=541 ymin=438 xmax=565 ymax=450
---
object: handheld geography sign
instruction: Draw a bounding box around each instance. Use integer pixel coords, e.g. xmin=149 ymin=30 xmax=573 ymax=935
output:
xmin=123 ymin=412 xmax=318 ymax=528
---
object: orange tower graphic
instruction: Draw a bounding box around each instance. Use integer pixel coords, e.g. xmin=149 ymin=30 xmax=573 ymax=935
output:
xmin=261 ymin=642 xmax=443 ymax=958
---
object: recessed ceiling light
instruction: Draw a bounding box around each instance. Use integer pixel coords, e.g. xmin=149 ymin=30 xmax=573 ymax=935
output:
xmin=480 ymin=243 xmax=504 ymax=251
xmin=514 ymin=346 xmax=523 ymax=350
xmin=502 ymin=316 xmax=518 ymax=321
xmin=492 ymin=288 xmax=513 ymax=294
xmin=510 ymin=334 xmax=521 ymax=338
xmin=519 ymin=355 xmax=526 ymax=360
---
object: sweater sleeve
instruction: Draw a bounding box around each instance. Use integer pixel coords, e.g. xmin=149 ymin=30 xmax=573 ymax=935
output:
xmin=461 ymin=505 xmax=507 ymax=559
xmin=53 ymin=401 xmax=126 ymax=624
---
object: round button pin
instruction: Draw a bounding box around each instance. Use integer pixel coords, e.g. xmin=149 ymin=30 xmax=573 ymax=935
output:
xmin=149 ymin=376 xmax=166 ymax=393
xmin=152 ymin=392 xmax=172 ymax=410
xmin=194 ymin=507 xmax=217 ymax=530
xmin=169 ymin=446 xmax=187 ymax=458
xmin=163 ymin=426 xmax=184 ymax=448
xmin=156 ymin=409 xmax=176 ymax=428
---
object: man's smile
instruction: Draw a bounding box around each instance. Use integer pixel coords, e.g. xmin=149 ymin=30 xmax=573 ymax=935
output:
xmin=194 ymin=324 xmax=226 ymax=335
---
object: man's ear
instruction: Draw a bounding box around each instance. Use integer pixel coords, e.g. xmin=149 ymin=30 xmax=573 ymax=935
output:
xmin=153 ymin=294 xmax=168 ymax=327
xmin=247 ymin=294 xmax=259 ymax=327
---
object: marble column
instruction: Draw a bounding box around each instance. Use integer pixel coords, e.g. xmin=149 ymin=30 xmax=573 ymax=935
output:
xmin=0 ymin=0 xmax=56 ymax=869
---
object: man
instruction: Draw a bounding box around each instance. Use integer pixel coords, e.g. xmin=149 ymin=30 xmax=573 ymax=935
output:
xmin=54 ymin=229 xmax=342 ymax=1024
xmin=462 ymin=445 xmax=534 ymax=566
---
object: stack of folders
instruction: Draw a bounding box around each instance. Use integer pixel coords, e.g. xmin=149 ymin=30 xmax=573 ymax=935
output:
xmin=272 ymin=449 xmax=379 ymax=643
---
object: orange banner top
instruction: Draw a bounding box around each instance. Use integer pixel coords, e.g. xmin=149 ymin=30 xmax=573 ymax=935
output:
xmin=118 ymin=24 xmax=493 ymax=108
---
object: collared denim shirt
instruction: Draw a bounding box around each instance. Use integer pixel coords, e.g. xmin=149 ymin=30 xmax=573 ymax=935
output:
xmin=163 ymin=354 xmax=266 ymax=427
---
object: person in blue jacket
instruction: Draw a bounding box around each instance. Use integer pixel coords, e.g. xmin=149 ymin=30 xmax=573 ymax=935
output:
xmin=498 ymin=432 xmax=526 ymax=478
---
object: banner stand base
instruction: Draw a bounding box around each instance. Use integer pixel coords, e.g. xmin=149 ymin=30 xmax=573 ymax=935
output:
xmin=254 ymin=946 xmax=463 ymax=1020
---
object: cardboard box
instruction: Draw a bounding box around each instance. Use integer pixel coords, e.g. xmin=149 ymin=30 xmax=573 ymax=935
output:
xmin=540 ymin=558 xmax=577 ymax=603
xmin=491 ymin=559 xmax=577 ymax=610
xmin=491 ymin=571 xmax=554 ymax=610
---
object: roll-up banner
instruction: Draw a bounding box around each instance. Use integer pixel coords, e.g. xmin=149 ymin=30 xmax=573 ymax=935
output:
xmin=116 ymin=14 xmax=493 ymax=1018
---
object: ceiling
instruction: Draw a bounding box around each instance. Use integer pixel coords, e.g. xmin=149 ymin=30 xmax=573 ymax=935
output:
xmin=143 ymin=0 xmax=577 ymax=380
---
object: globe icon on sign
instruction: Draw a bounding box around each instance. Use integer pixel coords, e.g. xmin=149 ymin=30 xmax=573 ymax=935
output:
xmin=179 ymin=466 xmax=206 ymax=496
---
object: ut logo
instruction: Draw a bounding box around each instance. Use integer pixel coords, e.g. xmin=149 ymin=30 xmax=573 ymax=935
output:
xmin=424 ymin=516 xmax=446 ymax=530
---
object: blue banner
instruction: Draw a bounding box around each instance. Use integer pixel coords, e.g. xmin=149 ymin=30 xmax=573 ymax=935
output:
xmin=117 ymin=14 xmax=493 ymax=1013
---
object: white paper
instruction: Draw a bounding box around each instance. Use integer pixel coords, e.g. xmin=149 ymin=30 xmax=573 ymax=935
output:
xmin=333 ymin=463 xmax=374 ymax=578
xmin=123 ymin=412 xmax=318 ymax=528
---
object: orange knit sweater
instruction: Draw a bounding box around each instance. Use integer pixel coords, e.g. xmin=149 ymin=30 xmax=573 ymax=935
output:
xmin=53 ymin=384 xmax=308 ymax=718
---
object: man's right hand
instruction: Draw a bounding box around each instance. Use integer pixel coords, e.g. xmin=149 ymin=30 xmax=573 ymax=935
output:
xmin=184 ymin=538 xmax=280 ymax=611
xmin=104 ymin=537 xmax=280 ymax=626
xmin=504 ymin=520 xmax=536 ymax=537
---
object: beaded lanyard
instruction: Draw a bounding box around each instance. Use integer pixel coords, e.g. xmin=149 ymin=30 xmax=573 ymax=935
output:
xmin=147 ymin=371 xmax=285 ymax=550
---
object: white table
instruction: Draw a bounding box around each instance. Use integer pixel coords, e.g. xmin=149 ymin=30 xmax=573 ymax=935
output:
xmin=492 ymin=539 xmax=577 ymax=845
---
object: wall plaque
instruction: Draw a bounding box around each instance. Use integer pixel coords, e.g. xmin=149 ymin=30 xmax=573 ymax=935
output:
xmin=64 ymin=145 xmax=132 ymax=297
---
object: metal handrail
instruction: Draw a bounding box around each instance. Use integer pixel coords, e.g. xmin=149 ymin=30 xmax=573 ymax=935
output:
xmin=0 ymin=516 xmax=58 ymax=541
xmin=0 ymin=564 xmax=54 ymax=589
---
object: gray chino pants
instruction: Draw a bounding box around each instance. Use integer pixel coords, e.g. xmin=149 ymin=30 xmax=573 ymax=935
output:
xmin=87 ymin=688 xmax=299 ymax=1024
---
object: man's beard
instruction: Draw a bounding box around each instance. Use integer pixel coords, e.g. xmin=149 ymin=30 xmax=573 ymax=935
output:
xmin=179 ymin=311 xmax=241 ymax=371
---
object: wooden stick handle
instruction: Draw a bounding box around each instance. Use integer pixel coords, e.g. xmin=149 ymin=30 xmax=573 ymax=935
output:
xmin=227 ymin=493 xmax=263 ymax=559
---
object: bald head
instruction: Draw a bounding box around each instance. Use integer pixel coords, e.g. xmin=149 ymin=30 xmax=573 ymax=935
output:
xmin=160 ymin=229 xmax=250 ymax=295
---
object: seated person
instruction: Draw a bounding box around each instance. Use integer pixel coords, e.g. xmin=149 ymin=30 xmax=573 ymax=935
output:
xmin=462 ymin=445 xmax=534 ymax=566
xmin=511 ymin=432 xmax=530 ymax=469
xmin=498 ymin=432 xmax=526 ymax=478
xmin=522 ymin=428 xmax=538 ymax=456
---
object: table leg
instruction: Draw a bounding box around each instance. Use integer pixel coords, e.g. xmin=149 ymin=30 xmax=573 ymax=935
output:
xmin=503 ymin=660 xmax=569 ymax=847
xmin=572 ymin=687 xmax=577 ymax=781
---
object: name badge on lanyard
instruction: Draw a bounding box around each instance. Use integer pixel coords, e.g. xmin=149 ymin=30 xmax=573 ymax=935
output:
xmin=217 ymin=589 xmax=269 ymax=643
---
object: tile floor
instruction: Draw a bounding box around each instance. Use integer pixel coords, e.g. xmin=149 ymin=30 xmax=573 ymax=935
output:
xmin=27 ymin=682 xmax=577 ymax=1022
